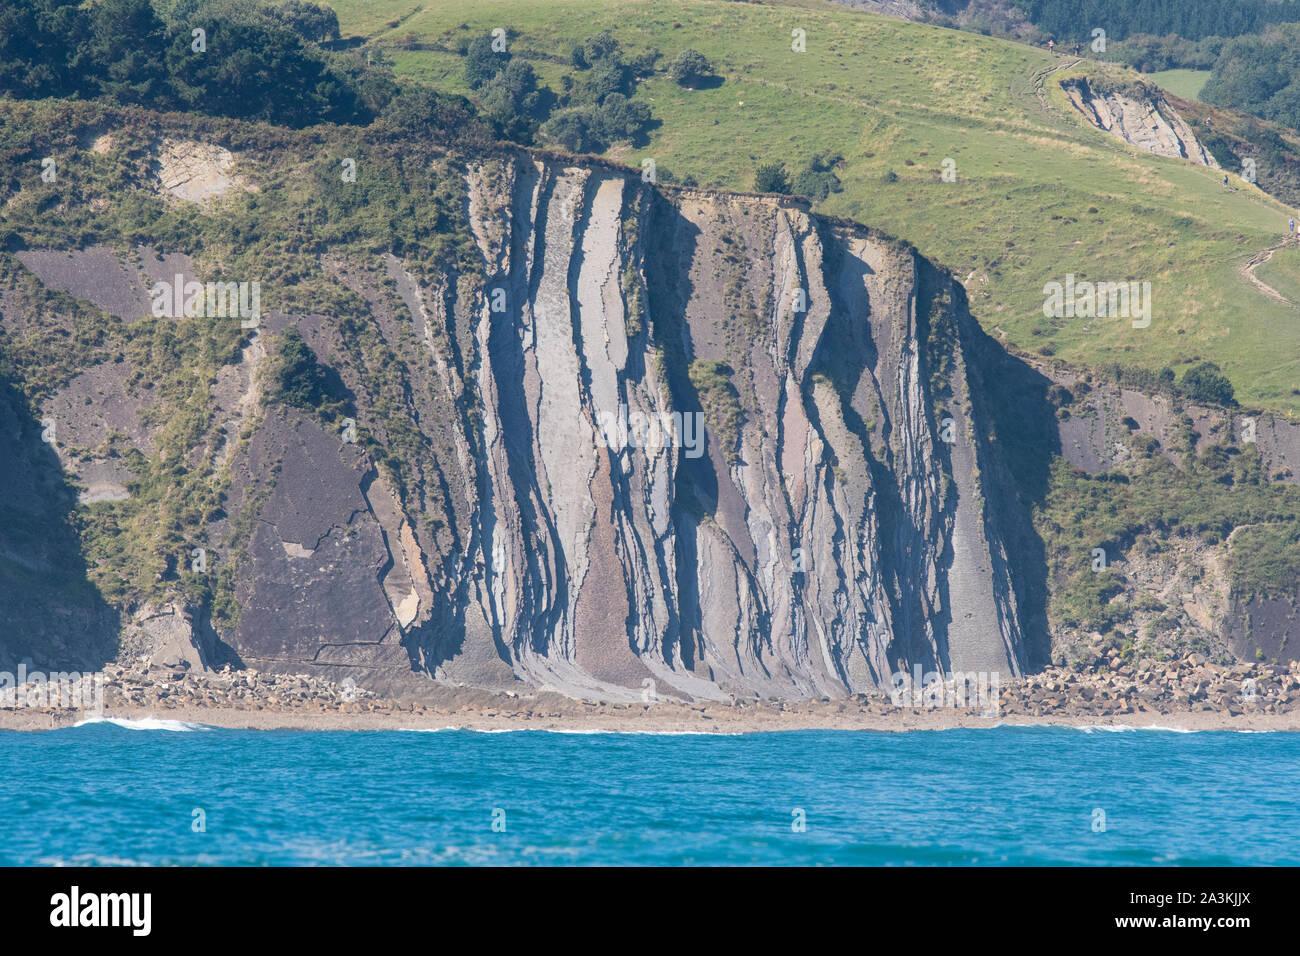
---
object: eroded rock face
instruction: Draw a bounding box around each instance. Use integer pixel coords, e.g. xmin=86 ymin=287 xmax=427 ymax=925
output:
xmin=151 ymin=139 xmax=254 ymax=205
xmin=118 ymin=603 xmax=216 ymax=672
xmin=0 ymin=376 xmax=117 ymax=672
xmin=227 ymin=408 xmax=414 ymax=679
xmin=210 ymin=156 xmax=1046 ymax=700
xmin=1037 ymin=367 xmax=1300 ymax=663
xmin=0 ymin=151 xmax=1056 ymax=699
xmin=1045 ymin=370 xmax=1300 ymax=483
xmin=1228 ymin=594 xmax=1300 ymax=663
xmin=1063 ymin=77 xmax=1220 ymax=167
xmin=15 ymin=246 xmax=152 ymax=319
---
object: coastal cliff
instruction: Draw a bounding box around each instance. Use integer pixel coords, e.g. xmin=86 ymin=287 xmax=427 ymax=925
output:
xmin=1 ymin=134 xmax=1045 ymax=699
xmin=224 ymin=156 xmax=1042 ymax=700
xmin=3 ymin=111 xmax=1295 ymax=700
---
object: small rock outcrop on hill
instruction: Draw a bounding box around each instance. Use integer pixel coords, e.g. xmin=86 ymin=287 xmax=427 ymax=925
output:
xmin=151 ymin=139 xmax=254 ymax=205
xmin=1063 ymin=77 xmax=1221 ymax=167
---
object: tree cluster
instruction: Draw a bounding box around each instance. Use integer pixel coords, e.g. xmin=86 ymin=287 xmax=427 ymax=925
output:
xmin=0 ymin=0 xmax=382 ymax=127
xmin=1201 ymin=25 xmax=1300 ymax=133
xmin=1106 ymin=33 xmax=1225 ymax=72
xmin=1013 ymin=0 xmax=1299 ymax=44
xmin=463 ymin=29 xmax=658 ymax=153
xmin=753 ymin=153 xmax=844 ymax=203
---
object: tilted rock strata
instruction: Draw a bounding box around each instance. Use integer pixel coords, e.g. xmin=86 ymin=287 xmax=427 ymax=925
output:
xmin=1063 ymin=77 xmax=1221 ymax=167
xmin=215 ymin=156 xmax=1038 ymax=700
xmin=4 ymin=148 xmax=1053 ymax=700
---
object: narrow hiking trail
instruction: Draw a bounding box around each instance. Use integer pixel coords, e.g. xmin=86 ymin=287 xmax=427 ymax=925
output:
xmin=1030 ymin=56 xmax=1081 ymax=113
xmin=366 ymin=5 xmax=425 ymax=41
xmin=1241 ymin=237 xmax=1297 ymax=305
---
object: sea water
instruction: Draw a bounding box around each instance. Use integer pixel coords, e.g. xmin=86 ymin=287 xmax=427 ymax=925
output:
xmin=2 ymin=722 xmax=1296 ymax=865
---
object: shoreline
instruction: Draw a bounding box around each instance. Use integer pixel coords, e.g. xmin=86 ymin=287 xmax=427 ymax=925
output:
xmin=2 ymin=703 xmax=1297 ymax=734
xmin=2 ymin=655 xmax=1296 ymax=734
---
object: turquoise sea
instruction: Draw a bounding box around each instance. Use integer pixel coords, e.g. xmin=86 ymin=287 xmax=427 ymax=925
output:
xmin=4 ymin=721 xmax=1297 ymax=865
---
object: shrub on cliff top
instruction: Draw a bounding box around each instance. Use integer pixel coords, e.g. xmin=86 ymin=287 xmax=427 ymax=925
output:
xmin=754 ymin=162 xmax=791 ymax=194
xmin=1180 ymin=361 xmax=1236 ymax=406
xmin=268 ymin=328 xmax=348 ymax=413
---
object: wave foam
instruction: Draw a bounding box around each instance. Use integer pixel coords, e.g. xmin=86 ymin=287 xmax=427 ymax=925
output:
xmin=1076 ymin=724 xmax=1193 ymax=733
xmin=397 ymin=725 xmax=741 ymax=736
xmin=72 ymin=716 xmax=209 ymax=732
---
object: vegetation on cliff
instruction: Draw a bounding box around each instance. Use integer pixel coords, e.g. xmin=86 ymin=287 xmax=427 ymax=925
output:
xmin=333 ymin=0 xmax=1300 ymax=414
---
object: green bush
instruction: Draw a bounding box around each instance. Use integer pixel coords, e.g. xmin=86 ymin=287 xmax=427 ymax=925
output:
xmin=688 ymin=359 xmax=743 ymax=464
xmin=269 ymin=1 xmax=340 ymax=43
xmin=791 ymin=152 xmax=844 ymax=202
xmin=464 ymin=33 xmax=509 ymax=89
xmin=668 ymin=49 xmax=713 ymax=87
xmin=754 ymin=162 xmax=791 ymax=194
xmin=1180 ymin=361 xmax=1236 ymax=406
xmin=540 ymin=107 xmax=602 ymax=152
xmin=571 ymin=30 xmax=620 ymax=69
xmin=267 ymin=328 xmax=347 ymax=412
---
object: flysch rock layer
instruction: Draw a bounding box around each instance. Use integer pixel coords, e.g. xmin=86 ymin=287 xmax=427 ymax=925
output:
xmin=17 ymin=146 xmax=1298 ymax=699
xmin=1063 ymin=77 xmax=1221 ymax=167
xmin=213 ymin=156 xmax=1038 ymax=701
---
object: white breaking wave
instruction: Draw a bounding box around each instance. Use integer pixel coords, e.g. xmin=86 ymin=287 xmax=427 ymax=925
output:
xmin=71 ymin=716 xmax=210 ymax=732
xmin=1076 ymin=724 xmax=1193 ymax=734
xmin=397 ymin=726 xmax=466 ymax=733
xmin=397 ymin=726 xmax=742 ymax=736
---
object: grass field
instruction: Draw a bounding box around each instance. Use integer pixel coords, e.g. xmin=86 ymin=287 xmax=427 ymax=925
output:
xmin=1257 ymin=244 xmax=1300 ymax=304
xmin=316 ymin=0 xmax=1300 ymax=415
xmin=1147 ymin=68 xmax=1212 ymax=102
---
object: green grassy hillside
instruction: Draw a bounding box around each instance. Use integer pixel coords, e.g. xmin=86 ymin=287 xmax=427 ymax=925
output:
xmin=1147 ymin=68 xmax=1211 ymax=101
xmin=319 ymin=0 xmax=1299 ymax=415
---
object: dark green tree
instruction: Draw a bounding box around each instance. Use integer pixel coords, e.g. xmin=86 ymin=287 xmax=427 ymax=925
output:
xmin=164 ymin=18 xmax=359 ymax=126
xmin=754 ymin=162 xmax=791 ymax=194
xmin=0 ymin=0 xmax=84 ymax=98
xmin=571 ymin=30 xmax=620 ymax=69
xmin=377 ymin=87 xmax=494 ymax=145
xmin=668 ymin=48 xmax=712 ymax=87
xmin=464 ymin=33 xmax=508 ymax=89
xmin=541 ymin=107 xmax=601 ymax=152
xmin=1180 ymin=362 xmax=1237 ymax=406
xmin=1201 ymin=25 xmax=1300 ymax=132
xmin=269 ymin=328 xmax=342 ymax=410
xmin=792 ymin=151 xmax=843 ymax=202
xmin=480 ymin=58 xmax=545 ymax=139
xmin=594 ymin=92 xmax=652 ymax=144
xmin=84 ymin=0 xmax=169 ymax=104
xmin=567 ymin=57 xmax=628 ymax=106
